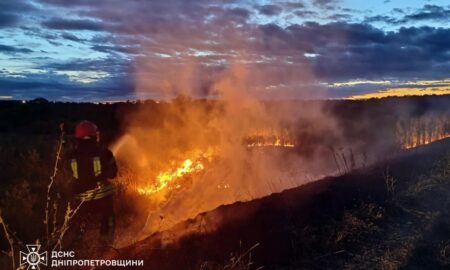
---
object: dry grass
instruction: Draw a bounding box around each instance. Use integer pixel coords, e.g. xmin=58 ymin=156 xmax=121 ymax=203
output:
xmin=199 ymin=243 xmax=262 ymax=270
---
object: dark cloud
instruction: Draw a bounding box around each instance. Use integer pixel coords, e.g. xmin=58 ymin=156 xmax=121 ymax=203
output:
xmin=0 ymin=0 xmax=36 ymax=28
xmin=283 ymin=2 xmax=305 ymax=9
xmin=91 ymin=45 xmax=138 ymax=54
xmin=364 ymin=15 xmax=398 ymax=24
xmin=0 ymin=13 xmax=19 ymax=28
xmin=258 ymin=5 xmax=283 ymax=16
xmin=228 ymin=7 xmax=251 ymax=19
xmin=294 ymin=10 xmax=317 ymax=17
xmin=60 ymin=32 xmax=86 ymax=42
xmin=42 ymin=18 xmax=104 ymax=31
xmin=40 ymin=0 xmax=103 ymax=6
xmin=0 ymin=44 xmax=33 ymax=54
xmin=42 ymin=57 xmax=131 ymax=75
xmin=259 ymin=22 xmax=450 ymax=81
xmin=403 ymin=4 xmax=450 ymax=22
xmin=327 ymin=13 xmax=352 ymax=21
xmin=312 ymin=0 xmax=338 ymax=9
xmin=34 ymin=1 xmax=450 ymax=93
xmin=2 ymin=0 xmax=450 ymax=100
xmin=365 ymin=4 xmax=450 ymax=25
xmin=0 ymin=0 xmax=36 ymax=12
xmin=0 ymin=68 xmax=135 ymax=100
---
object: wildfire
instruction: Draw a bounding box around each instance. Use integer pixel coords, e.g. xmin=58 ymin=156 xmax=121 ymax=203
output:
xmin=131 ymin=130 xmax=297 ymax=196
xmin=133 ymin=131 xmax=296 ymax=197
xmin=397 ymin=116 xmax=450 ymax=150
xmin=245 ymin=129 xmax=296 ymax=148
xmin=401 ymin=133 xmax=450 ymax=149
xmin=247 ymin=138 xmax=295 ymax=148
xmin=136 ymin=149 xmax=214 ymax=195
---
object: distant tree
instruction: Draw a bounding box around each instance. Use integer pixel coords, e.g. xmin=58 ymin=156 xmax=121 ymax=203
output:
xmin=31 ymin=97 xmax=50 ymax=104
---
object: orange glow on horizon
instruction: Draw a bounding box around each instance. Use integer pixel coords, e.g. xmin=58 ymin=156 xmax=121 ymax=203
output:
xmin=347 ymin=86 xmax=450 ymax=100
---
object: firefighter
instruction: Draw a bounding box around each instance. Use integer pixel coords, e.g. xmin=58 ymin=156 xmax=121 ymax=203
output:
xmin=66 ymin=120 xmax=117 ymax=248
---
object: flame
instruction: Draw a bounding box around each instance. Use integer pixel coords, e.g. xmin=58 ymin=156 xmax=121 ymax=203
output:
xmin=247 ymin=139 xmax=295 ymax=148
xmin=136 ymin=149 xmax=214 ymax=195
xmin=401 ymin=133 xmax=450 ymax=149
xmin=397 ymin=117 xmax=450 ymax=149
xmin=245 ymin=129 xmax=296 ymax=148
xmin=132 ymin=130 xmax=296 ymax=196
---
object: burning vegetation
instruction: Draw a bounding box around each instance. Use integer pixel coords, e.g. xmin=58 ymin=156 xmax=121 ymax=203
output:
xmin=135 ymin=148 xmax=215 ymax=195
xmin=0 ymin=95 xmax=449 ymax=269
xmin=245 ymin=129 xmax=296 ymax=148
xmin=397 ymin=115 xmax=450 ymax=149
xmin=133 ymin=128 xmax=297 ymax=197
xmin=109 ymin=94 xmax=450 ymax=246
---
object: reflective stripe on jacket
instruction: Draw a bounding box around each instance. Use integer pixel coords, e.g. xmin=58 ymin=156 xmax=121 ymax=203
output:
xmin=66 ymin=140 xmax=118 ymax=201
xmin=76 ymin=183 xmax=116 ymax=201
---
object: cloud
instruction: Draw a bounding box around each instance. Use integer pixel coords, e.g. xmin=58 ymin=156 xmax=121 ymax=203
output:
xmin=2 ymin=0 xmax=450 ymax=100
xmin=31 ymin=1 xmax=450 ymax=98
xmin=403 ymin=4 xmax=450 ymax=22
xmin=0 ymin=13 xmax=19 ymax=28
xmin=91 ymin=45 xmax=138 ymax=54
xmin=60 ymin=32 xmax=86 ymax=42
xmin=0 ymin=0 xmax=36 ymax=12
xmin=41 ymin=18 xmax=104 ymax=31
xmin=312 ymin=0 xmax=338 ymax=9
xmin=365 ymin=4 xmax=450 ymax=25
xmin=364 ymin=15 xmax=398 ymax=24
xmin=0 ymin=44 xmax=33 ymax=54
xmin=257 ymin=22 xmax=450 ymax=81
xmin=0 ymin=0 xmax=36 ymax=28
xmin=41 ymin=57 xmax=131 ymax=75
xmin=257 ymin=5 xmax=283 ymax=16
xmin=0 ymin=69 xmax=134 ymax=100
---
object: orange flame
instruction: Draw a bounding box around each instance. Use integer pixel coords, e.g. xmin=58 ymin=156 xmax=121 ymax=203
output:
xmin=401 ymin=133 xmax=450 ymax=149
xmin=133 ymin=130 xmax=296 ymax=196
xmin=397 ymin=117 xmax=450 ymax=149
xmin=136 ymin=149 xmax=214 ymax=195
xmin=245 ymin=129 xmax=296 ymax=148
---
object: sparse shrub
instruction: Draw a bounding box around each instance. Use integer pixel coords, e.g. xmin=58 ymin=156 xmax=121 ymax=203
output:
xmin=438 ymin=240 xmax=450 ymax=265
xmin=383 ymin=167 xmax=396 ymax=200
xmin=334 ymin=202 xmax=384 ymax=245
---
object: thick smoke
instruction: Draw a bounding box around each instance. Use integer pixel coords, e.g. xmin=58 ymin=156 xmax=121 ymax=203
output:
xmin=103 ymin=1 xmax=450 ymax=247
xmin=107 ymin=6 xmax=370 ymax=245
xmin=111 ymin=54 xmax=346 ymax=247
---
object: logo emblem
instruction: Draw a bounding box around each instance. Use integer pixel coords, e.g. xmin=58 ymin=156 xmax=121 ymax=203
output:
xmin=20 ymin=244 xmax=47 ymax=270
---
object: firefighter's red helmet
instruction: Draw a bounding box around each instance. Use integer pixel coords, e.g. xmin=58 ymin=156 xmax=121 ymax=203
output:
xmin=74 ymin=120 xmax=99 ymax=139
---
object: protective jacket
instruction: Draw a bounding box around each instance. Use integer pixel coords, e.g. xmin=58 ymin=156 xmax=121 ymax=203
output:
xmin=66 ymin=140 xmax=117 ymax=201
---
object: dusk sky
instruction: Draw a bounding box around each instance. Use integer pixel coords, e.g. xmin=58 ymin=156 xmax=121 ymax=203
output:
xmin=1 ymin=0 xmax=450 ymax=101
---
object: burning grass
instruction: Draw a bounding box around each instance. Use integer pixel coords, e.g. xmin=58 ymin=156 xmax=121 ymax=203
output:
xmin=397 ymin=115 xmax=450 ymax=149
xmin=122 ymin=130 xmax=297 ymax=197
xmin=1 ymin=97 xmax=449 ymax=268
xmin=111 ymin=107 xmax=450 ymax=246
xmin=136 ymin=148 xmax=215 ymax=195
xmin=245 ymin=129 xmax=296 ymax=148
